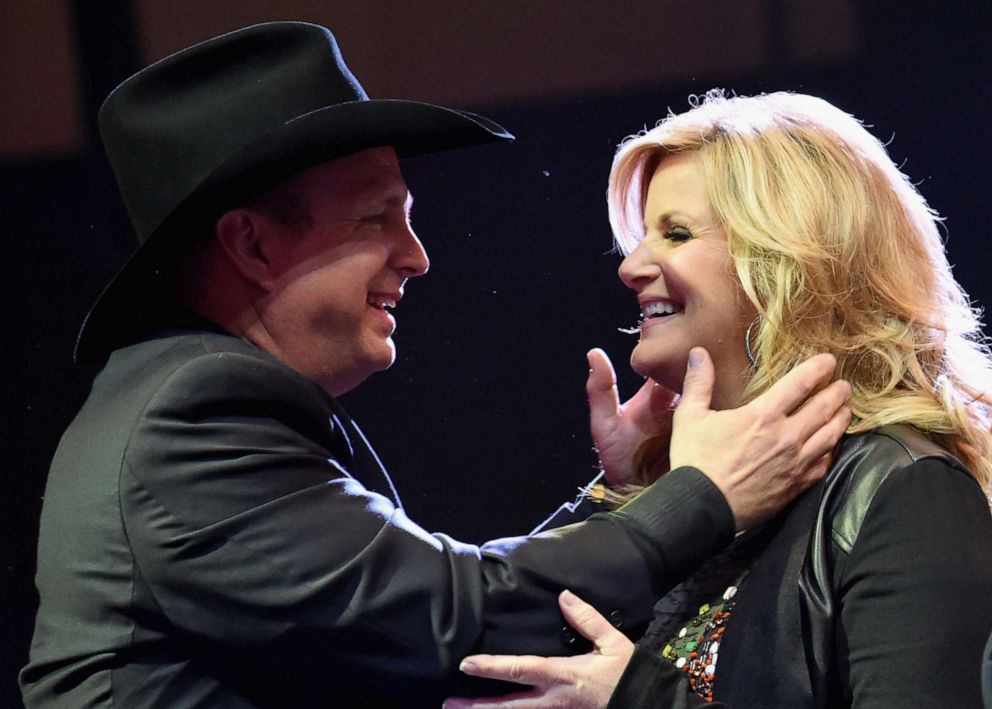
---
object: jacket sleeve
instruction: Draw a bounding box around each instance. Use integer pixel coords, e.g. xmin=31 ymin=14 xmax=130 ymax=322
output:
xmin=527 ymin=472 xmax=610 ymax=534
xmin=833 ymin=458 xmax=992 ymax=707
xmin=120 ymin=351 xmax=735 ymax=697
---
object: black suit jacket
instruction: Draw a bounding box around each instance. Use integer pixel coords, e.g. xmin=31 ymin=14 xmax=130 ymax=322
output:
xmin=21 ymin=327 xmax=735 ymax=707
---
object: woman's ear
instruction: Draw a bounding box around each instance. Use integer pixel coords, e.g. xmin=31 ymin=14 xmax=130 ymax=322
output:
xmin=214 ymin=208 xmax=280 ymax=291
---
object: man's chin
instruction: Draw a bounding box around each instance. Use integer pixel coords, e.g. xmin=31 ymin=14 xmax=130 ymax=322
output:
xmin=356 ymin=342 xmax=398 ymax=380
xmin=377 ymin=339 xmax=397 ymax=370
xmin=298 ymin=346 xmax=395 ymax=397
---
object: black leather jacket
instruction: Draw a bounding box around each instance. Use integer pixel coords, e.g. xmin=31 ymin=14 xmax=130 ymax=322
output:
xmin=610 ymin=425 xmax=992 ymax=708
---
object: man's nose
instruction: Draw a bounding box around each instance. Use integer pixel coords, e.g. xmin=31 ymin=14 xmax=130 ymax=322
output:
xmin=395 ymin=224 xmax=430 ymax=277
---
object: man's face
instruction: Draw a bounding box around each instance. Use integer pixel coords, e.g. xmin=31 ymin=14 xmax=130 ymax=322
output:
xmin=257 ymin=147 xmax=428 ymax=396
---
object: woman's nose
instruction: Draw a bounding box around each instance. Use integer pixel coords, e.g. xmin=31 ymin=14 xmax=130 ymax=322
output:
xmin=618 ymin=243 xmax=662 ymax=290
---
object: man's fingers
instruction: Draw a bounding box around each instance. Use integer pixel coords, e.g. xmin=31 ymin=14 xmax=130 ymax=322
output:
xmin=458 ymin=654 xmax=554 ymax=686
xmin=444 ymin=688 xmax=542 ymax=709
xmin=791 ymin=379 xmax=853 ymax=443
xmin=451 ymin=595 xmax=636 ymax=709
xmin=797 ymin=404 xmax=852 ymax=471
xmin=586 ymin=349 xmax=620 ymax=422
xmin=758 ymin=352 xmax=838 ymax=415
xmin=806 ymin=451 xmax=832 ymax=479
xmin=675 ymin=347 xmax=714 ymax=414
xmin=558 ymin=590 xmax=626 ymax=653
xmin=790 ymin=405 xmax=851 ymax=497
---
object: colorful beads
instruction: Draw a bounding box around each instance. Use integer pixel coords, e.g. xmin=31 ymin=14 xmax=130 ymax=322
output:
xmin=661 ymin=577 xmax=746 ymax=703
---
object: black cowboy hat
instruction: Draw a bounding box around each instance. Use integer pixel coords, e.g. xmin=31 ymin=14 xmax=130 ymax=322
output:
xmin=75 ymin=21 xmax=513 ymax=361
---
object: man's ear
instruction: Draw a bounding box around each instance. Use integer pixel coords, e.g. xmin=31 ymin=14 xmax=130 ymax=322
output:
xmin=214 ymin=208 xmax=281 ymax=291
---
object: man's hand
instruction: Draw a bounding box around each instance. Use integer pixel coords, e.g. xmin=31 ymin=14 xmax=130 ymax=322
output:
xmin=443 ymin=590 xmax=632 ymax=709
xmin=587 ymin=348 xmax=678 ymax=486
xmin=671 ymin=347 xmax=852 ymax=531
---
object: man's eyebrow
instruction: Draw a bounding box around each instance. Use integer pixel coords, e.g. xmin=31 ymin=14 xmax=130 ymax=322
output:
xmin=354 ymin=185 xmax=410 ymax=210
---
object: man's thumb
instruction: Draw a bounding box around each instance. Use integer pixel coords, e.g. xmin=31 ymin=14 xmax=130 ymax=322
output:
xmin=679 ymin=347 xmax=714 ymax=412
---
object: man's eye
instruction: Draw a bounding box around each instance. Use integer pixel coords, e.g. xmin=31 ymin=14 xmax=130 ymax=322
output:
xmin=665 ymin=226 xmax=692 ymax=242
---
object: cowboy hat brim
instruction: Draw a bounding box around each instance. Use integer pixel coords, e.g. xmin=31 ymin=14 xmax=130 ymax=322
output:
xmin=75 ymin=98 xmax=513 ymax=361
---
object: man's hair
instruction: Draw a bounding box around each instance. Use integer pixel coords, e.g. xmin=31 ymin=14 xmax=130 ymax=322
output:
xmin=608 ymin=89 xmax=992 ymax=491
xmin=169 ymin=173 xmax=315 ymax=303
xmin=243 ymin=173 xmax=314 ymax=231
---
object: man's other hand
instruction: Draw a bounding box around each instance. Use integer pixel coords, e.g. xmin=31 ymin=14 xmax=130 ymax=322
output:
xmin=444 ymin=590 xmax=632 ymax=709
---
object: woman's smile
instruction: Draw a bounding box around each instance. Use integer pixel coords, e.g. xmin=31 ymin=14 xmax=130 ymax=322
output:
xmin=618 ymin=153 xmax=754 ymax=407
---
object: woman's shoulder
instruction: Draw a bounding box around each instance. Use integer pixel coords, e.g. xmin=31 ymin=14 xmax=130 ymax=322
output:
xmin=824 ymin=425 xmax=977 ymax=555
xmin=836 ymin=424 xmax=965 ymax=479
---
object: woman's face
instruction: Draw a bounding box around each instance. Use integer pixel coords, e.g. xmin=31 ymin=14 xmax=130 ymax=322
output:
xmin=618 ymin=152 xmax=755 ymax=410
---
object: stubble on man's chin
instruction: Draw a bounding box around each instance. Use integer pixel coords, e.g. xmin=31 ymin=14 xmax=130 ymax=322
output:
xmin=309 ymin=345 xmax=397 ymax=398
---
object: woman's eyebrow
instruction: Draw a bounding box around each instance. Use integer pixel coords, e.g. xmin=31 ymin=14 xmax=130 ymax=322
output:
xmin=643 ymin=211 xmax=682 ymax=231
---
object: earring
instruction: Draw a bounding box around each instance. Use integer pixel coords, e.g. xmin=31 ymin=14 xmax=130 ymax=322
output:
xmin=744 ymin=315 xmax=760 ymax=370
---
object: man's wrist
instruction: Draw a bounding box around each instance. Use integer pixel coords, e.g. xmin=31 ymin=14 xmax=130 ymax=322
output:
xmin=613 ymin=467 xmax=735 ymax=579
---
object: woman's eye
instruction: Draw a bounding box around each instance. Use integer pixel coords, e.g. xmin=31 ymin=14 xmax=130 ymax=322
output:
xmin=665 ymin=226 xmax=692 ymax=242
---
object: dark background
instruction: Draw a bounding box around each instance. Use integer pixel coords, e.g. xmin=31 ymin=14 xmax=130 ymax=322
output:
xmin=2 ymin=2 xmax=990 ymax=705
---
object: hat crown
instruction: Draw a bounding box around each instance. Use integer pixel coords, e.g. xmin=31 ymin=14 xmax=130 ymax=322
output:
xmin=99 ymin=22 xmax=367 ymax=243
xmin=76 ymin=21 xmax=511 ymax=362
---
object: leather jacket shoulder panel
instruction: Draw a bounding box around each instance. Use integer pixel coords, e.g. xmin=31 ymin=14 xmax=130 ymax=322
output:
xmin=826 ymin=425 xmax=961 ymax=556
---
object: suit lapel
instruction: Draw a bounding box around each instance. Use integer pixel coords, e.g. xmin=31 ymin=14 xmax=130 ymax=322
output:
xmin=325 ymin=397 xmax=403 ymax=508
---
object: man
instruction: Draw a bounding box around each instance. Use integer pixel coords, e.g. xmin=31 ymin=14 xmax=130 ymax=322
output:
xmin=21 ymin=22 xmax=851 ymax=706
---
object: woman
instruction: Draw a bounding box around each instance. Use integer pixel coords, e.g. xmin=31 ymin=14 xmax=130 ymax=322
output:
xmin=446 ymin=91 xmax=992 ymax=707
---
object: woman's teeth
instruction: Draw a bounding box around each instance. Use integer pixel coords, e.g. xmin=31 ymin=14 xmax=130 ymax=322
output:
xmin=642 ymin=301 xmax=681 ymax=318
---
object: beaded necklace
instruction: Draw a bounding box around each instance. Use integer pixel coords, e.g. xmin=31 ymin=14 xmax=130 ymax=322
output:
xmin=660 ymin=571 xmax=747 ymax=702
xmin=640 ymin=524 xmax=769 ymax=702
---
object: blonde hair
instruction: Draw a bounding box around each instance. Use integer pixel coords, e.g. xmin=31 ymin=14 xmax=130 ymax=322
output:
xmin=608 ymin=90 xmax=992 ymax=492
